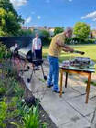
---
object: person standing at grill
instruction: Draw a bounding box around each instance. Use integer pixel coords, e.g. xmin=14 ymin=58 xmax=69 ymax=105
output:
xmin=32 ymin=33 xmax=42 ymax=59
xmin=47 ymin=27 xmax=74 ymax=93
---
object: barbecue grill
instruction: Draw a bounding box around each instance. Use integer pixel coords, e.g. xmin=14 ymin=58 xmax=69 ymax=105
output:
xmin=12 ymin=47 xmax=47 ymax=83
xmin=26 ymin=50 xmax=47 ymax=82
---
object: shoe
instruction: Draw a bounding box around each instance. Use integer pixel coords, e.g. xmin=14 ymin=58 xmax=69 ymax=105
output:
xmin=47 ymin=84 xmax=53 ymax=88
xmin=53 ymin=90 xmax=64 ymax=93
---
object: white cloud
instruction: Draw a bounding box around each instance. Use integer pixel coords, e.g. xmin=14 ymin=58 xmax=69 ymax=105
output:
xmin=81 ymin=11 xmax=96 ymax=21
xmin=25 ymin=17 xmax=32 ymax=24
xmin=37 ymin=16 xmax=41 ymax=20
xmin=10 ymin=0 xmax=27 ymax=8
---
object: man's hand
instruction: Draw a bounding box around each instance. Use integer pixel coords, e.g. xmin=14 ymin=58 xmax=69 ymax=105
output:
xmin=62 ymin=48 xmax=69 ymax=52
xmin=70 ymin=48 xmax=74 ymax=53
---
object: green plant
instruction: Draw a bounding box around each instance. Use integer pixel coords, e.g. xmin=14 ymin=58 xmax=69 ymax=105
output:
xmin=7 ymin=109 xmax=20 ymax=120
xmin=2 ymin=62 xmax=18 ymax=79
xmin=5 ymin=77 xmax=18 ymax=95
xmin=23 ymin=106 xmax=39 ymax=128
xmin=10 ymin=122 xmax=24 ymax=128
xmin=16 ymin=99 xmax=26 ymax=116
xmin=8 ymin=97 xmax=18 ymax=109
xmin=84 ymin=80 xmax=96 ymax=86
xmin=11 ymin=105 xmax=40 ymax=128
xmin=0 ymin=42 xmax=6 ymax=60
xmin=8 ymin=98 xmax=25 ymax=119
xmin=0 ymin=87 xmax=6 ymax=96
xmin=0 ymin=42 xmax=11 ymax=62
xmin=14 ymin=85 xmax=24 ymax=98
xmin=0 ymin=98 xmax=7 ymax=128
xmin=0 ymin=77 xmax=17 ymax=97
xmin=42 ymin=122 xmax=47 ymax=128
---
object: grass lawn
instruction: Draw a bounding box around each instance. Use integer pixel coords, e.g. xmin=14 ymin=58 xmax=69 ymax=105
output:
xmin=43 ymin=44 xmax=96 ymax=74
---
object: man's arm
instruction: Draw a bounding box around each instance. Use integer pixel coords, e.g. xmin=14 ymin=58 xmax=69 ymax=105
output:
xmin=63 ymin=44 xmax=74 ymax=52
xmin=56 ymin=41 xmax=84 ymax=55
xmin=56 ymin=39 xmax=74 ymax=52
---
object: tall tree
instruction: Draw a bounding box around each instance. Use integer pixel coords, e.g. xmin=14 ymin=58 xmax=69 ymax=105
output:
xmin=39 ymin=29 xmax=50 ymax=38
xmin=0 ymin=0 xmax=24 ymax=36
xmin=73 ymin=22 xmax=90 ymax=39
xmin=18 ymin=29 xmax=33 ymax=37
xmin=0 ymin=8 xmax=7 ymax=36
xmin=54 ymin=27 xmax=64 ymax=35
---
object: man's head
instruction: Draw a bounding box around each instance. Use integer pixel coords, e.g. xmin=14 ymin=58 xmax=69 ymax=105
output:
xmin=36 ymin=33 xmax=39 ymax=38
xmin=64 ymin=27 xmax=72 ymax=38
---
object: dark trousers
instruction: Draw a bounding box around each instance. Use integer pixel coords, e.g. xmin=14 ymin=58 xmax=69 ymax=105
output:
xmin=34 ymin=50 xmax=42 ymax=59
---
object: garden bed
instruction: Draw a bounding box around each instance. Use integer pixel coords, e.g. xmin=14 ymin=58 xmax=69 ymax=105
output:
xmin=0 ymin=42 xmax=57 ymax=128
xmin=18 ymin=76 xmax=57 ymax=128
xmin=19 ymin=73 xmax=57 ymax=128
xmin=0 ymin=59 xmax=57 ymax=128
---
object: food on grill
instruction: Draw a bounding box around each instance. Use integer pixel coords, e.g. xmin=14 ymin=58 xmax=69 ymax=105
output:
xmin=62 ymin=57 xmax=95 ymax=68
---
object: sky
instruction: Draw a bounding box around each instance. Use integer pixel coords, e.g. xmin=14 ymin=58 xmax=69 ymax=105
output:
xmin=10 ymin=0 xmax=96 ymax=28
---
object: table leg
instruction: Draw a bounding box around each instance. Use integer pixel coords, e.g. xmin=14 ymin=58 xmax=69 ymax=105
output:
xmin=85 ymin=73 xmax=91 ymax=103
xmin=59 ymin=69 xmax=63 ymax=97
xmin=65 ymin=72 xmax=68 ymax=88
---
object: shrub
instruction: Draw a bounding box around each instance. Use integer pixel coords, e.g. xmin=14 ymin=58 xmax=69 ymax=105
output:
xmin=0 ymin=99 xmax=7 ymax=128
xmin=0 ymin=42 xmax=6 ymax=59
xmin=41 ymin=37 xmax=52 ymax=46
xmin=73 ymin=22 xmax=91 ymax=39
xmin=65 ymin=37 xmax=96 ymax=45
xmin=0 ymin=42 xmax=11 ymax=60
xmin=0 ymin=87 xmax=6 ymax=96
xmin=54 ymin=27 xmax=64 ymax=35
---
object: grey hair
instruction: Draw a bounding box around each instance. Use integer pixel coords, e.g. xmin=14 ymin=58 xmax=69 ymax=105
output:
xmin=65 ymin=27 xmax=73 ymax=32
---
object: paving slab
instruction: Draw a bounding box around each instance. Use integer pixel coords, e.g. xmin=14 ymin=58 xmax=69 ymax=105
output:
xmin=85 ymin=112 xmax=94 ymax=123
xmin=66 ymin=95 xmax=96 ymax=116
xmin=89 ymin=91 xmax=96 ymax=101
xmin=90 ymin=96 xmax=96 ymax=104
xmin=67 ymin=77 xmax=96 ymax=95
xmin=59 ymin=117 xmax=91 ymax=128
xmin=41 ymin=100 xmax=83 ymax=127
xmin=59 ymin=87 xmax=81 ymax=100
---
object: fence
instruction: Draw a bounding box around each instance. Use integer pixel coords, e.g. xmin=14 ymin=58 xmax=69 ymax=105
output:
xmin=0 ymin=37 xmax=33 ymax=48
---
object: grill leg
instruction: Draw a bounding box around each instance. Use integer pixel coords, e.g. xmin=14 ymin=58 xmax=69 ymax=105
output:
xmin=18 ymin=59 xmax=29 ymax=75
xmin=41 ymin=64 xmax=47 ymax=80
xmin=27 ymin=68 xmax=34 ymax=83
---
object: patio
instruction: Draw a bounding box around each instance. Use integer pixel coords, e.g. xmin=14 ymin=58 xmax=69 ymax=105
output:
xmin=21 ymin=60 xmax=96 ymax=128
